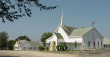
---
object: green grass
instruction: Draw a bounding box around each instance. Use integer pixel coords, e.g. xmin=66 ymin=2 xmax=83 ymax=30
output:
xmin=57 ymin=50 xmax=82 ymax=53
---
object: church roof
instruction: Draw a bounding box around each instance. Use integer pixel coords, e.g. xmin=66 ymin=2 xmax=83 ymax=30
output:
xmin=55 ymin=33 xmax=63 ymax=39
xmin=62 ymin=25 xmax=77 ymax=35
xmin=62 ymin=25 xmax=93 ymax=37
xmin=70 ymin=27 xmax=92 ymax=37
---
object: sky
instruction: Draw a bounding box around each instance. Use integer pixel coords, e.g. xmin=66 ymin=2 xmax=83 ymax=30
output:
xmin=0 ymin=0 xmax=110 ymax=41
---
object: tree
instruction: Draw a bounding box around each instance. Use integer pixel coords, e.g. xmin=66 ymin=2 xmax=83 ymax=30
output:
xmin=0 ymin=31 xmax=9 ymax=50
xmin=15 ymin=35 xmax=31 ymax=41
xmin=0 ymin=0 xmax=57 ymax=23
xmin=40 ymin=32 xmax=52 ymax=46
xmin=8 ymin=40 xmax=15 ymax=50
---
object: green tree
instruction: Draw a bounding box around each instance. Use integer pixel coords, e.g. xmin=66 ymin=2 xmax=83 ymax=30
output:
xmin=15 ymin=35 xmax=31 ymax=41
xmin=0 ymin=0 xmax=57 ymax=23
xmin=8 ymin=40 xmax=15 ymax=50
xmin=0 ymin=31 xmax=9 ymax=50
xmin=40 ymin=32 xmax=52 ymax=46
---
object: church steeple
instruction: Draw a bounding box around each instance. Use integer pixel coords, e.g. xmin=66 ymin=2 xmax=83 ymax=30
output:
xmin=61 ymin=11 xmax=63 ymax=26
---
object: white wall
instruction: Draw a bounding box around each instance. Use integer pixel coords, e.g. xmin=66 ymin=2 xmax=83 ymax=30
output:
xmin=21 ymin=41 xmax=31 ymax=50
xmin=46 ymin=26 xmax=83 ymax=50
xmin=58 ymin=26 xmax=82 ymax=43
xmin=46 ymin=34 xmax=58 ymax=46
xmin=83 ymin=29 xmax=103 ymax=49
xmin=14 ymin=42 xmax=19 ymax=50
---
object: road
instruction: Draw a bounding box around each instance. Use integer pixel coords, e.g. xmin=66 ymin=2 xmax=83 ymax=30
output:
xmin=0 ymin=50 xmax=110 ymax=57
xmin=0 ymin=50 xmax=79 ymax=57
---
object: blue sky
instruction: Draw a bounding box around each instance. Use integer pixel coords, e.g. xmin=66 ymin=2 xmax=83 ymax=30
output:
xmin=0 ymin=0 xmax=110 ymax=41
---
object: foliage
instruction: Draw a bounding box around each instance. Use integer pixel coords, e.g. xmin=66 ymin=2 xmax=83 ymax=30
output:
xmin=57 ymin=45 xmax=67 ymax=51
xmin=38 ymin=46 xmax=44 ymax=51
xmin=15 ymin=35 xmax=31 ymax=41
xmin=40 ymin=32 xmax=52 ymax=46
xmin=0 ymin=0 xmax=57 ymax=23
xmin=0 ymin=31 xmax=9 ymax=50
xmin=45 ymin=47 xmax=49 ymax=51
xmin=8 ymin=40 xmax=15 ymax=50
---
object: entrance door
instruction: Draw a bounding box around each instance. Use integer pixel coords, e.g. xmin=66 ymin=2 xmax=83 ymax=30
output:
xmin=49 ymin=41 xmax=56 ymax=51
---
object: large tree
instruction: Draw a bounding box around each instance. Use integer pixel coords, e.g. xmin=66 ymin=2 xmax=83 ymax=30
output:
xmin=15 ymin=35 xmax=31 ymax=41
xmin=0 ymin=0 xmax=57 ymax=23
xmin=0 ymin=31 xmax=9 ymax=50
xmin=7 ymin=40 xmax=15 ymax=50
xmin=40 ymin=32 xmax=52 ymax=46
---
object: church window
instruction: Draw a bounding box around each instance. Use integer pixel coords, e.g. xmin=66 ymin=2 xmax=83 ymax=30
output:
xmin=64 ymin=43 xmax=66 ymax=45
xmin=101 ymin=42 xmax=102 ymax=47
xmin=94 ymin=41 xmax=95 ymax=47
xmin=98 ymin=41 xmax=99 ymax=47
xmin=75 ymin=41 xmax=77 ymax=48
xmin=88 ymin=41 xmax=90 ymax=47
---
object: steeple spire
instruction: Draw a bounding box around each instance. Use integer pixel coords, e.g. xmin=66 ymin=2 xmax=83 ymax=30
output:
xmin=61 ymin=11 xmax=63 ymax=26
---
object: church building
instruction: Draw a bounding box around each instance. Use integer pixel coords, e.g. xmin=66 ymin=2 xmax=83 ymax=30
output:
xmin=46 ymin=12 xmax=103 ymax=51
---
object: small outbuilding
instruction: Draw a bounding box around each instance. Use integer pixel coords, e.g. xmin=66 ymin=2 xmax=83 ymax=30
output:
xmin=14 ymin=40 xmax=41 ymax=50
xmin=103 ymin=38 xmax=110 ymax=49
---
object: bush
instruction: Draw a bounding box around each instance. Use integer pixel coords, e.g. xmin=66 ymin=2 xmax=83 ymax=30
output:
xmin=57 ymin=45 xmax=67 ymax=51
xmin=45 ymin=47 xmax=49 ymax=51
xmin=38 ymin=46 xmax=44 ymax=51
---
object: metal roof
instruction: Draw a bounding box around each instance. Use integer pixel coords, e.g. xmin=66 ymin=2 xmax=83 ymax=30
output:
xmin=70 ymin=27 xmax=92 ymax=36
xmin=55 ymin=33 xmax=63 ymax=39
xmin=28 ymin=41 xmax=41 ymax=47
xmin=62 ymin=25 xmax=92 ymax=37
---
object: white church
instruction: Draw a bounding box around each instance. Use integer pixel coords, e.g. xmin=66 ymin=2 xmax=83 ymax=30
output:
xmin=46 ymin=12 xmax=103 ymax=51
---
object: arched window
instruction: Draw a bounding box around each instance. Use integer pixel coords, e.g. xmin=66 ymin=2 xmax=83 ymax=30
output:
xmin=75 ymin=41 xmax=77 ymax=48
xmin=94 ymin=41 xmax=95 ymax=47
xmin=101 ymin=42 xmax=102 ymax=47
xmin=64 ymin=43 xmax=66 ymax=45
xmin=98 ymin=41 xmax=99 ymax=47
xmin=88 ymin=41 xmax=90 ymax=47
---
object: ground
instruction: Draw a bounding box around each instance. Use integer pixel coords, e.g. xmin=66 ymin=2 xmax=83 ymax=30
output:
xmin=0 ymin=49 xmax=110 ymax=57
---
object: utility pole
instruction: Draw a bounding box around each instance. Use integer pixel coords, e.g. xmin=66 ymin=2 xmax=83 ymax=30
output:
xmin=92 ymin=21 xmax=95 ymax=53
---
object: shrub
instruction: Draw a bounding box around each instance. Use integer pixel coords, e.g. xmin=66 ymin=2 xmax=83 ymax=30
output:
xmin=57 ymin=45 xmax=67 ymax=51
xmin=45 ymin=47 xmax=49 ymax=51
xmin=38 ymin=46 xmax=44 ymax=51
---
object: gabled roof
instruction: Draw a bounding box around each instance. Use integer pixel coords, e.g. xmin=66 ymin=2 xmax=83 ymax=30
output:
xmin=61 ymin=25 xmax=93 ymax=37
xmin=103 ymin=38 xmax=110 ymax=45
xmin=62 ymin=25 xmax=77 ymax=35
xmin=55 ymin=33 xmax=63 ymax=39
xmin=19 ymin=40 xmax=26 ymax=45
xmin=28 ymin=41 xmax=41 ymax=47
xmin=17 ymin=40 xmax=41 ymax=47
xmin=69 ymin=27 xmax=92 ymax=37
